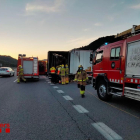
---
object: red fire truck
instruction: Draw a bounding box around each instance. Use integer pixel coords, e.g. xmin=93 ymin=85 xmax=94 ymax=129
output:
xmin=38 ymin=60 xmax=47 ymax=75
xmin=17 ymin=54 xmax=39 ymax=79
xmin=91 ymin=25 xmax=140 ymax=101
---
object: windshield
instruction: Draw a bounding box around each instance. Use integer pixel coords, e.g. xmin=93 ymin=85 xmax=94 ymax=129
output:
xmin=0 ymin=68 xmax=8 ymax=71
xmin=126 ymin=40 xmax=140 ymax=77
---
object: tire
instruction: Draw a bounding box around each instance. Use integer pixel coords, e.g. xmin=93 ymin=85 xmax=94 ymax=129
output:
xmin=13 ymin=73 xmax=14 ymax=76
xmin=10 ymin=73 xmax=12 ymax=77
xmin=97 ymin=80 xmax=112 ymax=101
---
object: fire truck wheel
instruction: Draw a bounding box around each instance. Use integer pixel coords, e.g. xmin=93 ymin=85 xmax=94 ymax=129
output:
xmin=97 ymin=80 xmax=112 ymax=101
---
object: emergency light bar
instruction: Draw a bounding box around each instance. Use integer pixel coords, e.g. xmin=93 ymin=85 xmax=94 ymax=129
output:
xmin=18 ymin=54 xmax=22 ymax=57
xmin=23 ymin=54 xmax=26 ymax=57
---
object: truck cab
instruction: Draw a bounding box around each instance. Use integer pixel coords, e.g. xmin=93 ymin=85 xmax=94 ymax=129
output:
xmin=92 ymin=25 xmax=140 ymax=102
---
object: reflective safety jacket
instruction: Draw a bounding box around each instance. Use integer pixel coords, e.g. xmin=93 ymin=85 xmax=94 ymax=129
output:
xmin=57 ymin=67 xmax=61 ymax=75
xmin=50 ymin=67 xmax=56 ymax=74
xmin=74 ymin=70 xmax=88 ymax=82
xmin=60 ymin=68 xmax=65 ymax=76
xmin=19 ymin=68 xmax=24 ymax=75
xmin=65 ymin=68 xmax=69 ymax=75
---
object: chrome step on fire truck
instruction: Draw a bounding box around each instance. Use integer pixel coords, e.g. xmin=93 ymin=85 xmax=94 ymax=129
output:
xmin=17 ymin=54 xmax=39 ymax=80
xmin=90 ymin=25 xmax=140 ymax=101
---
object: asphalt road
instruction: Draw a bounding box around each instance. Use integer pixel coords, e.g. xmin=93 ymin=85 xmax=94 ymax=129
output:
xmin=0 ymin=73 xmax=140 ymax=140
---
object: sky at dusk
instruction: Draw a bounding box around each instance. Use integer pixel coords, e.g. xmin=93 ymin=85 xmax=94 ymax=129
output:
xmin=0 ymin=0 xmax=140 ymax=60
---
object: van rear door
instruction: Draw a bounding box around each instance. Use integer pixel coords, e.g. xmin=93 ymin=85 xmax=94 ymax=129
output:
xmin=23 ymin=61 xmax=33 ymax=74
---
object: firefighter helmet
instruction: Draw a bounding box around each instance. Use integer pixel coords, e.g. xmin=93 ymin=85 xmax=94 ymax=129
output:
xmin=65 ymin=64 xmax=68 ymax=67
xmin=78 ymin=65 xmax=83 ymax=68
xmin=61 ymin=64 xmax=64 ymax=67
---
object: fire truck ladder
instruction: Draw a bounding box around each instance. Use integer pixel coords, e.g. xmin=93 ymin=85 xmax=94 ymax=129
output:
xmin=115 ymin=24 xmax=140 ymax=39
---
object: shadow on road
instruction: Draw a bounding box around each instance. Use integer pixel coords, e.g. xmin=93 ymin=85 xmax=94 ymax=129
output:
xmin=110 ymin=96 xmax=140 ymax=115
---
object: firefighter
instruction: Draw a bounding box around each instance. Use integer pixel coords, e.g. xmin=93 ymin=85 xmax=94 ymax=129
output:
xmin=50 ymin=66 xmax=56 ymax=83
xmin=60 ymin=64 xmax=66 ymax=84
xmin=56 ymin=65 xmax=60 ymax=83
xmin=74 ymin=65 xmax=80 ymax=88
xmin=65 ymin=64 xmax=69 ymax=84
xmin=56 ymin=66 xmax=59 ymax=75
xmin=74 ymin=65 xmax=88 ymax=98
xmin=17 ymin=65 xmax=26 ymax=83
xmin=58 ymin=65 xmax=61 ymax=84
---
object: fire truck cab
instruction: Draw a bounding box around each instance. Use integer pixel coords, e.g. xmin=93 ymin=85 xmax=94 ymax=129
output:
xmin=92 ymin=25 xmax=140 ymax=101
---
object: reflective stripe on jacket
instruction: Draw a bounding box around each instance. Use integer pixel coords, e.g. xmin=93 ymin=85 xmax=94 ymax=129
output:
xmin=60 ymin=68 xmax=65 ymax=76
xmin=19 ymin=68 xmax=24 ymax=75
xmin=57 ymin=70 xmax=60 ymax=75
xmin=65 ymin=68 xmax=69 ymax=75
xmin=57 ymin=67 xmax=61 ymax=75
xmin=74 ymin=70 xmax=88 ymax=81
xmin=50 ymin=67 xmax=56 ymax=74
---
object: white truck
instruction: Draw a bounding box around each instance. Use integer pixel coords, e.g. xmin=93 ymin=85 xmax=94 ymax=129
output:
xmin=69 ymin=49 xmax=93 ymax=83
xmin=47 ymin=49 xmax=93 ymax=83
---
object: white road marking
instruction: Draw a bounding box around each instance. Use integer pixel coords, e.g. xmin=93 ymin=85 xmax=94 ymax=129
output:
xmin=57 ymin=90 xmax=64 ymax=93
xmin=63 ymin=96 xmax=73 ymax=100
xmin=14 ymin=79 xmax=17 ymax=82
xmin=92 ymin=122 xmax=123 ymax=140
xmin=73 ymin=105 xmax=89 ymax=113
xmin=53 ymin=86 xmax=58 ymax=88
xmin=50 ymin=84 xmax=55 ymax=85
xmin=48 ymin=82 xmax=51 ymax=83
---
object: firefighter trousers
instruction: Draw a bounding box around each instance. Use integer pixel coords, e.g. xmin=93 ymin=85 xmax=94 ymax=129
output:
xmin=65 ymin=75 xmax=69 ymax=84
xmin=79 ymin=81 xmax=86 ymax=95
xmin=17 ymin=75 xmax=26 ymax=83
xmin=56 ymin=74 xmax=61 ymax=83
xmin=51 ymin=74 xmax=56 ymax=83
xmin=61 ymin=76 xmax=65 ymax=84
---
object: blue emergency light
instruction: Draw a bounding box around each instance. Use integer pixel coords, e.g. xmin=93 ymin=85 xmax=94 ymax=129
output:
xmin=105 ymin=42 xmax=108 ymax=45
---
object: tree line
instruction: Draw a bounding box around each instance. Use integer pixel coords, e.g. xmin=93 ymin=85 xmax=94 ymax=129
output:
xmin=0 ymin=55 xmax=17 ymax=67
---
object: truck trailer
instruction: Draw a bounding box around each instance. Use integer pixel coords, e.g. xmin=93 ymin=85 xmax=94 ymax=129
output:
xmin=69 ymin=49 xmax=93 ymax=83
xmin=47 ymin=49 xmax=93 ymax=82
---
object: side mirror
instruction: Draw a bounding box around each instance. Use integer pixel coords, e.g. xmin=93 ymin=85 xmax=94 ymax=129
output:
xmin=93 ymin=57 xmax=96 ymax=65
xmin=101 ymin=55 xmax=103 ymax=60
xmin=90 ymin=53 xmax=93 ymax=61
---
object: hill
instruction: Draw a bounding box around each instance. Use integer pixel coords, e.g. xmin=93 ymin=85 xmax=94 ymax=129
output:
xmin=78 ymin=35 xmax=121 ymax=51
xmin=0 ymin=55 xmax=17 ymax=67
xmin=0 ymin=35 xmax=121 ymax=67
